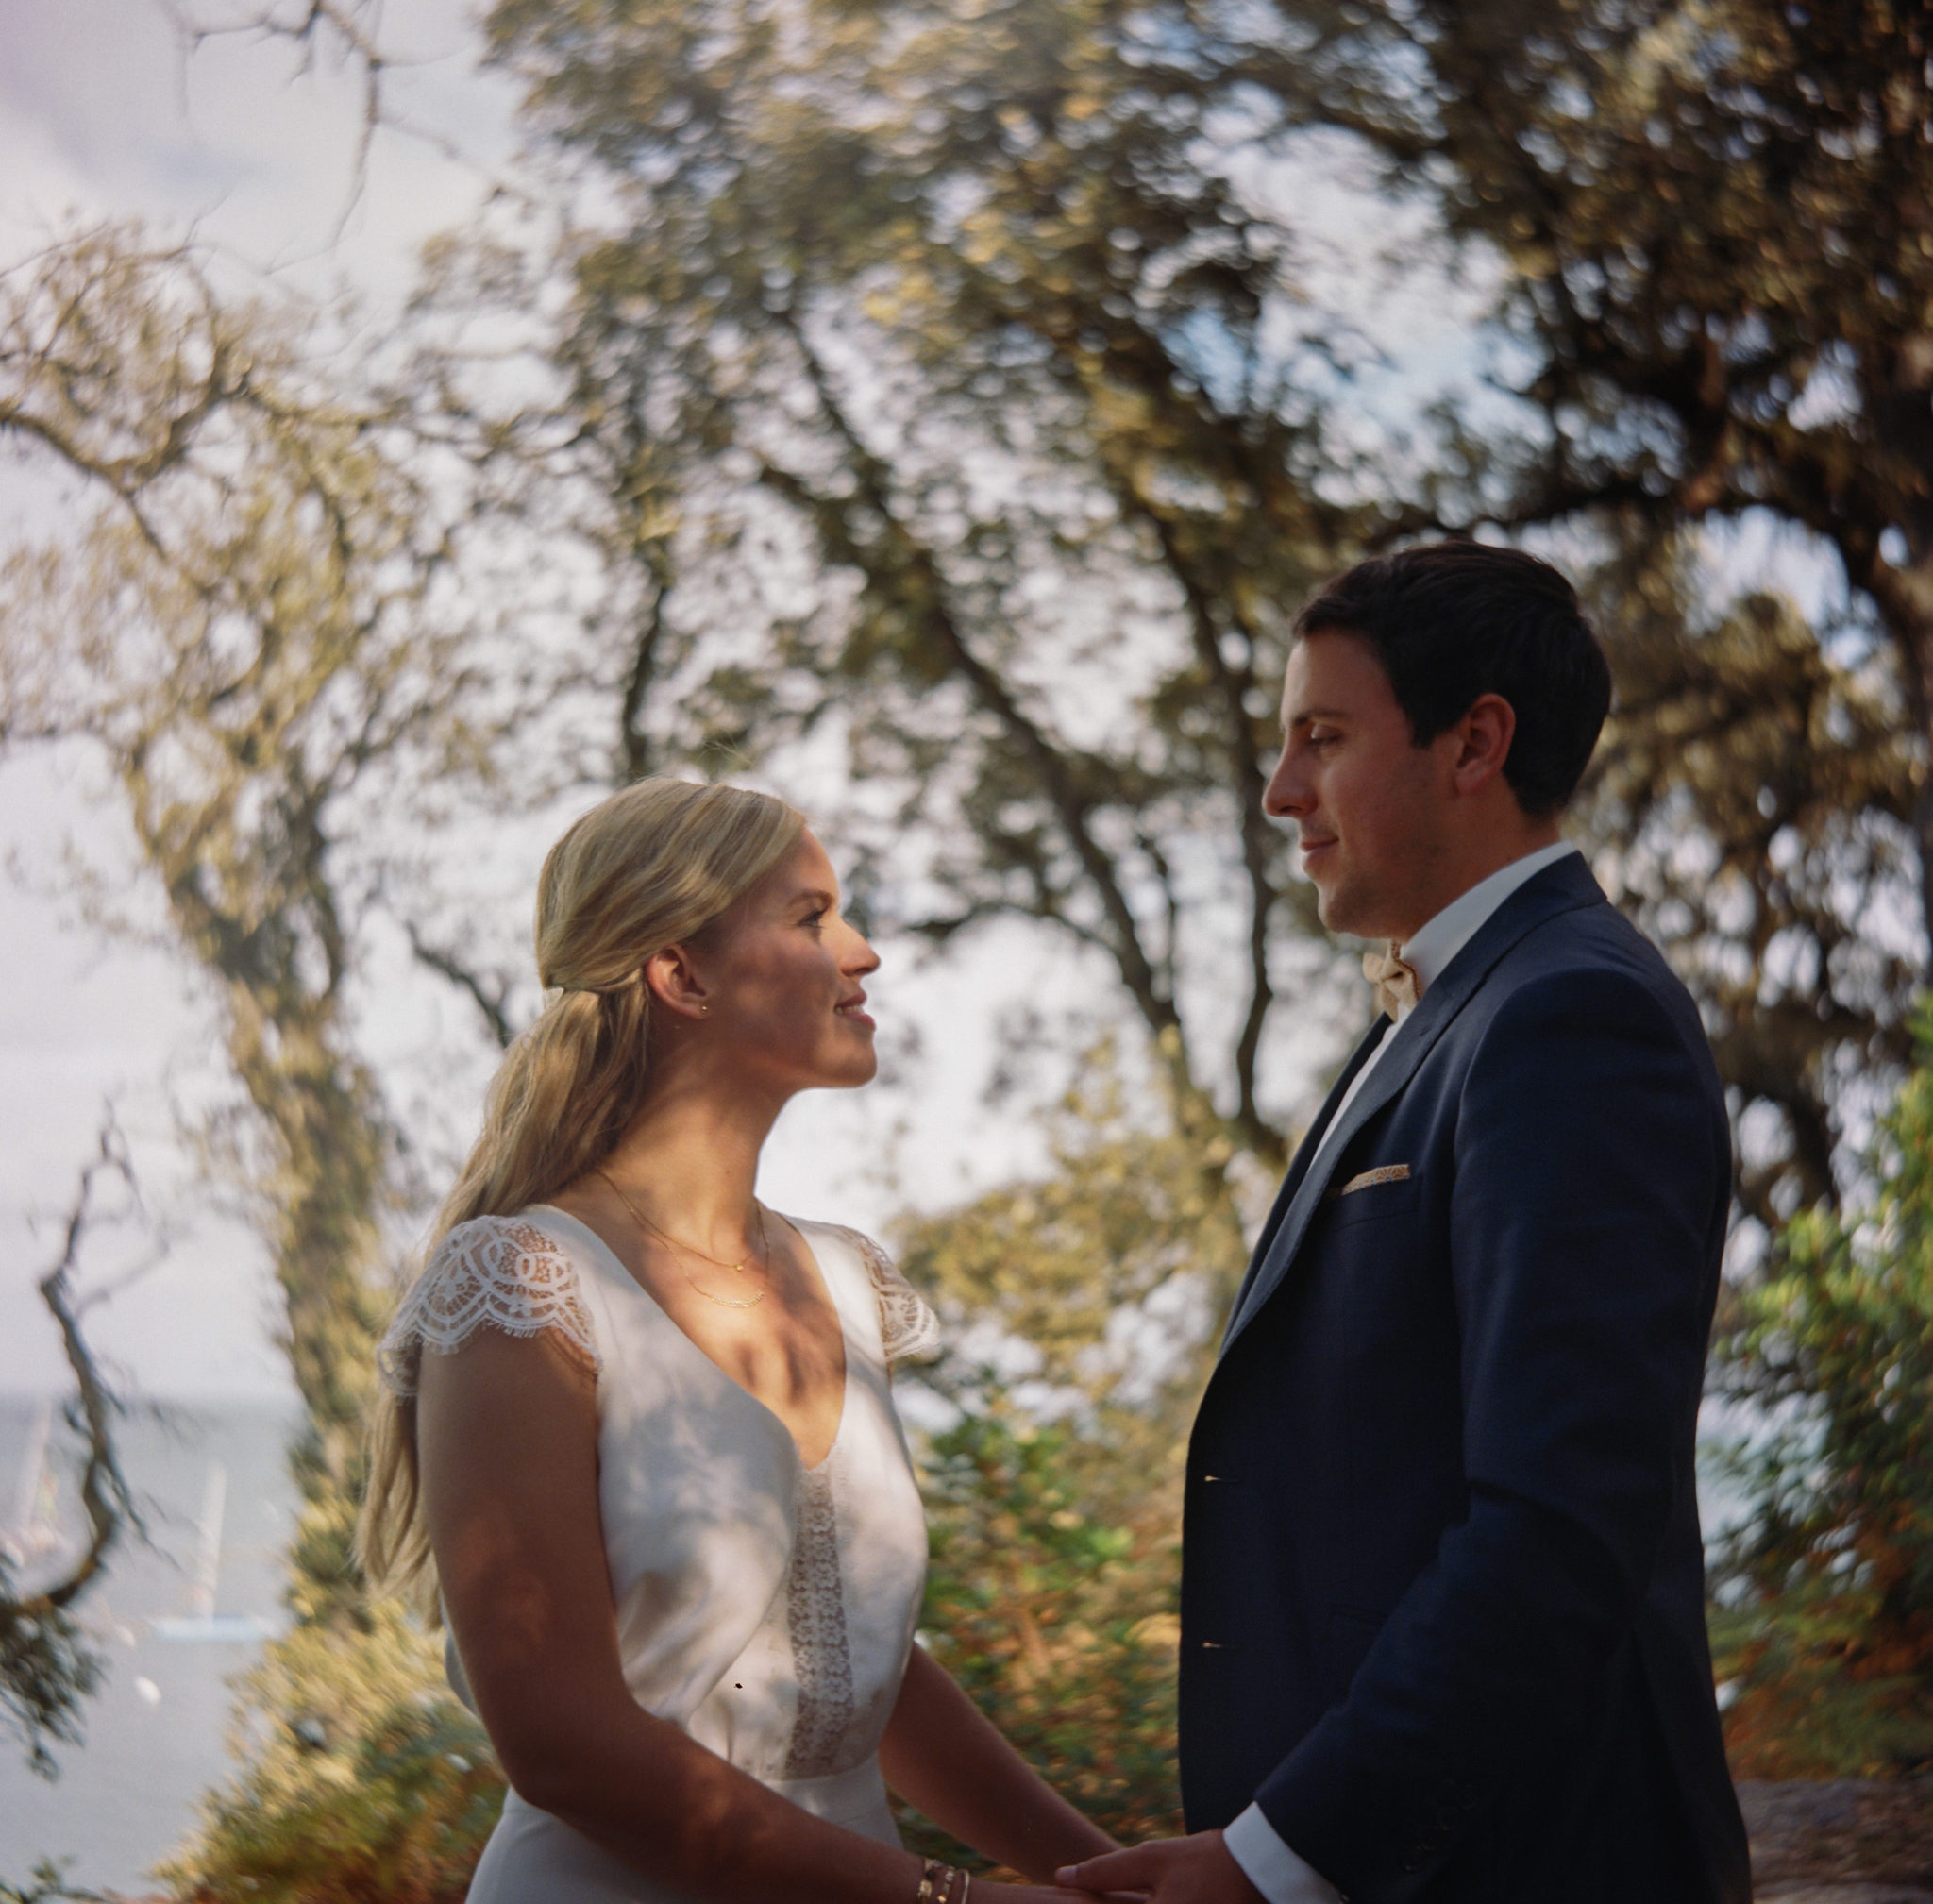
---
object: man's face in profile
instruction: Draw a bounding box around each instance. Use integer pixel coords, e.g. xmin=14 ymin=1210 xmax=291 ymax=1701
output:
xmin=1264 ymin=628 xmax=1451 ymax=943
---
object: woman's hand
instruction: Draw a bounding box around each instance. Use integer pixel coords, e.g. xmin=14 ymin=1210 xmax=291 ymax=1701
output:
xmin=976 ymin=1887 xmax=1126 ymax=1904
xmin=1057 ymin=1834 xmax=1261 ymax=1903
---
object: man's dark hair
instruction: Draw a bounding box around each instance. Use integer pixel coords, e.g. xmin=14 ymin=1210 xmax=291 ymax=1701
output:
xmin=1293 ymin=541 xmax=1612 ymax=817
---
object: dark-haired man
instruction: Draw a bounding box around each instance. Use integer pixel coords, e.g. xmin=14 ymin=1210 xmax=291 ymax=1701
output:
xmin=1063 ymin=543 xmax=1750 ymax=1904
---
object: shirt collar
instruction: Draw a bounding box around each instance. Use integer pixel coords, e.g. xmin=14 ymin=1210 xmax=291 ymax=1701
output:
xmin=1393 ymin=841 xmax=1580 ymax=1018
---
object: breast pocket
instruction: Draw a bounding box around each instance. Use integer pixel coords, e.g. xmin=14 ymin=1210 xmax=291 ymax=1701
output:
xmin=1323 ymin=1165 xmax=1420 ymax=1230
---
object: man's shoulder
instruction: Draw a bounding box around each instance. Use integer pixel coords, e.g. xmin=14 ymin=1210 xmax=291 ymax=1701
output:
xmin=1475 ymin=896 xmax=1713 ymax=1070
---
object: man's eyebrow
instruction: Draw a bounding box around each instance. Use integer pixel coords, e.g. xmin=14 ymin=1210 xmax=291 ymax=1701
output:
xmin=1286 ymin=703 xmax=1352 ymax=726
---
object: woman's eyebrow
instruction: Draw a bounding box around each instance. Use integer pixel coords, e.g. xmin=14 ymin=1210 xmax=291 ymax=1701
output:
xmin=792 ymin=886 xmax=837 ymax=909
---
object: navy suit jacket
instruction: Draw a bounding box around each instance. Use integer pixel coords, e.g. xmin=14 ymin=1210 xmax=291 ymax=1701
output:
xmin=1180 ymin=855 xmax=1751 ymax=1904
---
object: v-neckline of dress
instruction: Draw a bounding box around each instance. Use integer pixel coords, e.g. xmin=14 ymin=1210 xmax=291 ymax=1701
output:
xmin=528 ymin=1203 xmax=854 ymax=1474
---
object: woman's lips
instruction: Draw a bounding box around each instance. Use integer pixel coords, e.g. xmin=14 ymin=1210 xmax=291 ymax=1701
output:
xmin=835 ymin=999 xmax=875 ymax=1028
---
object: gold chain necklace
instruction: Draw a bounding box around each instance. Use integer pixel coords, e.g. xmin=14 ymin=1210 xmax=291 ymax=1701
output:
xmin=596 ymin=1167 xmax=771 ymax=1311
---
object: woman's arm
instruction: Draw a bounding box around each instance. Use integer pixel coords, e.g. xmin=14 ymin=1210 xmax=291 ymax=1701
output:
xmin=880 ymin=1644 xmax=1118 ymax=1882
xmin=418 ymin=1324 xmax=1079 ymax=1904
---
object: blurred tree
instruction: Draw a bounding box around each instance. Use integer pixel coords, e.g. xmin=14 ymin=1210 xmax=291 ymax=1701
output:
xmin=476 ymin=0 xmax=1408 ymax=1165
xmin=0 ymin=227 xmax=470 ymax=1620
xmin=475 ymin=0 xmax=1933 ymax=1220
xmin=0 ymin=227 xmax=499 ymax=1887
xmin=895 ymin=1045 xmax=1251 ymax=1409
xmin=0 ymin=1120 xmax=145 ymax=1779
xmin=1707 ymin=1003 xmax=1933 ymax=1777
xmin=909 ymin=1400 xmax=1185 ymax=1862
xmin=1255 ymin=0 xmax=1932 ymax=953
xmin=1577 ymin=543 xmax=1923 ymax=1225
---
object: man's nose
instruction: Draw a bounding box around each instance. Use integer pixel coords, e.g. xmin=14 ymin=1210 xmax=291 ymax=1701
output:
xmin=1263 ymin=750 xmax=1308 ymax=818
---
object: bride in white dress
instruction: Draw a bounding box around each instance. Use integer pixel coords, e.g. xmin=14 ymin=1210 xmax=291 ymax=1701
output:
xmin=359 ymin=779 xmax=1109 ymax=1904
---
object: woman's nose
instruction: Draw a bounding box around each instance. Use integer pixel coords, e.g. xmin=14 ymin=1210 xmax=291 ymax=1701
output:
xmin=843 ymin=924 xmax=882 ymax=975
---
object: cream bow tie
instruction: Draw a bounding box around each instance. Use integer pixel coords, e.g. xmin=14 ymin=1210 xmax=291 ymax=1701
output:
xmin=1363 ymin=942 xmax=1420 ymax=1020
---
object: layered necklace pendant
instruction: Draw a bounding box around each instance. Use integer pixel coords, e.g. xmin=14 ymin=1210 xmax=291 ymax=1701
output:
xmin=597 ymin=1167 xmax=772 ymax=1310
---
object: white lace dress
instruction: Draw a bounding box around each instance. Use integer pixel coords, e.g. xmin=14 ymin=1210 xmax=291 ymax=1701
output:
xmin=378 ymin=1205 xmax=942 ymax=1902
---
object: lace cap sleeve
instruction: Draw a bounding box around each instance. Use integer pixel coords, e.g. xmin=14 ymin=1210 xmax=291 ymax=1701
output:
xmin=824 ymin=1226 xmax=941 ymax=1367
xmin=376 ymin=1216 xmax=600 ymax=1397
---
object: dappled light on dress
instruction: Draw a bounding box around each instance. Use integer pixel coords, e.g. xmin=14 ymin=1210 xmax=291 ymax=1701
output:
xmin=376 ymin=1208 xmax=940 ymax=1900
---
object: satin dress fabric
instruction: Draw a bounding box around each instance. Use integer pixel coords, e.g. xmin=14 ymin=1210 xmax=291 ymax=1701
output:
xmin=378 ymin=1205 xmax=937 ymax=1902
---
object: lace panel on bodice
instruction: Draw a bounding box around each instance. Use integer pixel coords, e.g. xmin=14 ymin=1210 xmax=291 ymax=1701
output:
xmin=821 ymin=1226 xmax=942 ymax=1367
xmin=377 ymin=1217 xmax=599 ymax=1396
xmin=780 ymin=1463 xmax=857 ymax=1776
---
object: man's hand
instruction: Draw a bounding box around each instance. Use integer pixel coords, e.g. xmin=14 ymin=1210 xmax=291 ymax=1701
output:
xmin=1055 ymin=1831 xmax=1267 ymax=1903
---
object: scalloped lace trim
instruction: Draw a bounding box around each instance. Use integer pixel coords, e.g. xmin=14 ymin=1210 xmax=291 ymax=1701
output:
xmin=819 ymin=1226 xmax=941 ymax=1366
xmin=377 ymin=1216 xmax=599 ymax=1396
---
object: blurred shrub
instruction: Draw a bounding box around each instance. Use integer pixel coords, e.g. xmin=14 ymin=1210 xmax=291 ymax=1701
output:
xmin=900 ymin=1399 xmax=1185 ymax=1864
xmin=161 ymin=1607 xmax=500 ymax=1903
xmin=1710 ymin=1005 xmax=1933 ymax=1776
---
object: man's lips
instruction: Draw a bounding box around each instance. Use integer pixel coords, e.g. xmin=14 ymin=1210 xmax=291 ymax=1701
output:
xmin=1299 ymin=834 xmax=1338 ymax=865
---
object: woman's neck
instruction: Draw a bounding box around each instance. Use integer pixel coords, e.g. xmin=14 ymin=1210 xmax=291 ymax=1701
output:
xmin=594 ymin=1063 xmax=782 ymax=1248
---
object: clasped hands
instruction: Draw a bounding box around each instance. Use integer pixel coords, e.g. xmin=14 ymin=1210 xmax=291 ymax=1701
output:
xmin=1050 ymin=1829 xmax=1267 ymax=1904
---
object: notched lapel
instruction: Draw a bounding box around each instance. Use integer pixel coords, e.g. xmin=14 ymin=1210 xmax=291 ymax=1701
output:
xmin=1219 ymin=855 xmax=1605 ymax=1356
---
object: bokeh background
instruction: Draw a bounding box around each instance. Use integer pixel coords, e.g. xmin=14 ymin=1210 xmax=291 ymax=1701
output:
xmin=1 ymin=2 xmax=1929 ymax=1896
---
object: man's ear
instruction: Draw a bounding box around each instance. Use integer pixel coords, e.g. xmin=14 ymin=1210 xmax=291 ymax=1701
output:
xmin=643 ymin=943 xmax=710 ymax=1020
xmin=1451 ymin=693 xmax=1516 ymax=796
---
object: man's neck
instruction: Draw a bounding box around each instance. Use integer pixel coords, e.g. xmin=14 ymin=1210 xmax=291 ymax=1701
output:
xmin=1390 ymin=821 xmax=1563 ymax=945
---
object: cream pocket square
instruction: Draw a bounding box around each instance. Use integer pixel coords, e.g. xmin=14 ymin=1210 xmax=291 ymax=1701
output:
xmin=1332 ymin=1163 xmax=1412 ymax=1200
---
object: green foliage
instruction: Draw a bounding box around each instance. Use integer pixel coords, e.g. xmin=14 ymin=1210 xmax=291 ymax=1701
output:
xmin=909 ymin=1401 xmax=1185 ymax=1862
xmin=1710 ymin=1003 xmax=1933 ymax=1775
xmin=1578 ymin=544 xmax=1922 ymax=1224
xmin=0 ymin=1570 xmax=100 ymax=1781
xmin=476 ymin=0 xmax=1368 ymax=1163
xmin=896 ymin=1046 xmax=1255 ymax=1407
xmin=163 ymin=1607 xmax=501 ymax=1903
xmin=0 ymin=1858 xmax=113 ymax=1904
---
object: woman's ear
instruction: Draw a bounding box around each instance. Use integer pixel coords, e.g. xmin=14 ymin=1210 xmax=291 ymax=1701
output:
xmin=642 ymin=944 xmax=711 ymax=1020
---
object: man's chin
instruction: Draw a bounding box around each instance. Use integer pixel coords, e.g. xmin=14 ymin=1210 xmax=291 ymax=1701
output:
xmin=1317 ymin=882 xmax=1387 ymax=943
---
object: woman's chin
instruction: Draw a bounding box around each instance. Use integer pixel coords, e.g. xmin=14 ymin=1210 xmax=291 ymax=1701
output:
xmin=822 ymin=1035 xmax=879 ymax=1089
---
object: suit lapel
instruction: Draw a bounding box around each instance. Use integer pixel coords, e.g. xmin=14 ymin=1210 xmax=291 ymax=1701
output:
xmin=1221 ymin=1015 xmax=1390 ymax=1344
xmin=1219 ymin=855 xmax=1606 ymax=1356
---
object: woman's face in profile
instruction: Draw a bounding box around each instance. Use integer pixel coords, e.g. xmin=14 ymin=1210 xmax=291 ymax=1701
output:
xmin=692 ymin=830 xmax=881 ymax=1094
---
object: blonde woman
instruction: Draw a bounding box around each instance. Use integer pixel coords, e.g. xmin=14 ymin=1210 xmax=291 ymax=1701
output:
xmin=361 ymin=781 xmax=1109 ymax=1904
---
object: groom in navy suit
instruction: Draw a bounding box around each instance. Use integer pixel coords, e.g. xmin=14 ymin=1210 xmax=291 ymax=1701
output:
xmin=1064 ymin=545 xmax=1750 ymax=1904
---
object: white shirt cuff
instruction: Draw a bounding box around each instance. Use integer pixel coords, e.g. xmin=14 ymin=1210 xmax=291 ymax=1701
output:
xmin=1222 ymin=1803 xmax=1344 ymax=1904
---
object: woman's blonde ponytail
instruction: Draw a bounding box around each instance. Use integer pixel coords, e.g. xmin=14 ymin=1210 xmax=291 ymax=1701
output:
xmin=359 ymin=779 xmax=804 ymax=1605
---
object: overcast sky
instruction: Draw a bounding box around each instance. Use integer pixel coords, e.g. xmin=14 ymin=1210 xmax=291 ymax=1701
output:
xmin=0 ymin=0 xmax=521 ymax=1399
xmin=0 ymin=0 xmax=1175 ymax=1401
xmin=2 ymin=2 xmax=1840 ymax=1407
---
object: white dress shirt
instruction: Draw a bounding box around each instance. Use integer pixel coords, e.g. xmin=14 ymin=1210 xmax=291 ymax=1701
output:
xmin=1220 ymin=838 xmax=1580 ymax=1904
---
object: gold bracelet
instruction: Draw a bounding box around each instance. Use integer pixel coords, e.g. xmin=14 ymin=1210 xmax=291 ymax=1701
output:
xmin=916 ymin=1858 xmax=944 ymax=1904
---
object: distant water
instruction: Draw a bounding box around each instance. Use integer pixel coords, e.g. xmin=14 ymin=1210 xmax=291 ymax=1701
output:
xmin=0 ymin=1396 xmax=301 ymax=1897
